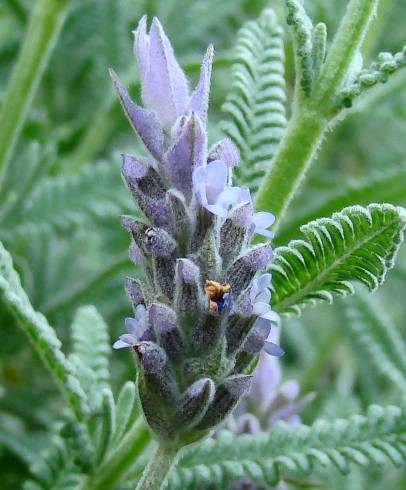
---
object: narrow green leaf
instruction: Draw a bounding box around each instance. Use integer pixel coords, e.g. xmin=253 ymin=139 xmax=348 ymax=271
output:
xmin=94 ymin=388 xmax=116 ymax=466
xmin=112 ymin=381 xmax=136 ymax=448
xmin=271 ymin=204 xmax=406 ymax=314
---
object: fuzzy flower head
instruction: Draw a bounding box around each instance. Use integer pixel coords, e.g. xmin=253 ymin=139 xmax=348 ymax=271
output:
xmin=111 ymin=16 xmax=280 ymax=447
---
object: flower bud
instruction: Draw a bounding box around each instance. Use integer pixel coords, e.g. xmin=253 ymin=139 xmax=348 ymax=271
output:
xmin=122 ymin=154 xmax=170 ymax=228
xmin=174 ymin=259 xmax=203 ymax=337
xmin=135 ymin=342 xmax=178 ymax=440
xmin=166 ymin=188 xmax=192 ymax=251
xmin=175 ymin=378 xmax=215 ymax=428
xmin=196 ymin=375 xmax=252 ymax=430
xmin=226 ymin=244 xmax=273 ymax=296
xmin=149 ymin=303 xmax=186 ymax=358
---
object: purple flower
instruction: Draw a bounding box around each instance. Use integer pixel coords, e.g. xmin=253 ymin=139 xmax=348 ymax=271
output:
xmin=208 ymin=137 xmax=240 ymax=167
xmin=113 ymin=305 xmax=148 ymax=349
xmin=192 ymin=160 xmax=250 ymax=217
xmin=250 ymin=273 xmax=280 ymax=323
xmin=252 ymin=211 xmax=275 ymax=239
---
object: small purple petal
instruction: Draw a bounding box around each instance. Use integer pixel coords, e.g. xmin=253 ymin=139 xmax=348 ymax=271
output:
xmin=109 ymin=69 xmax=164 ymax=160
xmin=252 ymin=301 xmax=272 ymax=315
xmin=133 ymin=16 xmax=150 ymax=88
xmin=263 ymin=341 xmax=285 ymax=357
xmin=125 ymin=317 xmax=139 ymax=335
xmin=208 ymin=138 xmax=240 ymax=167
xmin=257 ymin=273 xmax=272 ymax=290
xmin=204 ymin=160 xmax=228 ymax=203
xmin=262 ymin=310 xmax=280 ymax=322
xmin=253 ymin=211 xmax=275 ymax=228
xmin=113 ymin=340 xmax=131 ymax=349
xmin=216 ymin=186 xmax=248 ymax=207
xmin=205 ymin=203 xmax=228 ymax=217
xmin=119 ymin=333 xmax=138 ymax=345
xmin=188 ymin=44 xmax=213 ymax=127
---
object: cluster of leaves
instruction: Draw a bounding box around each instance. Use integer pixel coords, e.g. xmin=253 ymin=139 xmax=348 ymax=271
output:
xmin=0 ymin=0 xmax=406 ymax=489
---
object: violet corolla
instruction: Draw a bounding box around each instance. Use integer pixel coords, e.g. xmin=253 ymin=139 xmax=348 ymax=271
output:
xmin=110 ymin=16 xmax=280 ymax=447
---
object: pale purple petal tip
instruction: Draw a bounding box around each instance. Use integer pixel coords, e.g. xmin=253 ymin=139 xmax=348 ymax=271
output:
xmin=143 ymin=17 xmax=189 ymax=127
xmin=263 ymin=341 xmax=285 ymax=357
xmin=109 ymin=69 xmax=164 ymax=160
xmin=208 ymin=138 xmax=240 ymax=167
xmin=113 ymin=340 xmax=130 ymax=349
xmin=188 ymin=44 xmax=213 ymax=127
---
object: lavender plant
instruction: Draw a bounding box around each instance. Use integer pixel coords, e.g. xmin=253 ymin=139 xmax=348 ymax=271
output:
xmin=1 ymin=1 xmax=406 ymax=490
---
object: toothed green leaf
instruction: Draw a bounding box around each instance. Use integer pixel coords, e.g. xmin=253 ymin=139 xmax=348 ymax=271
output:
xmin=221 ymin=8 xmax=286 ymax=194
xmin=271 ymin=204 xmax=406 ymax=314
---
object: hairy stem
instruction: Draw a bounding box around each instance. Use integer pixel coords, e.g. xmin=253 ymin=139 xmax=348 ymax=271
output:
xmin=0 ymin=0 xmax=70 ymax=191
xmin=314 ymin=0 xmax=379 ymax=108
xmin=254 ymin=105 xmax=325 ymax=227
xmin=254 ymin=0 xmax=381 ymax=226
xmin=135 ymin=443 xmax=180 ymax=490
xmin=81 ymin=419 xmax=150 ymax=490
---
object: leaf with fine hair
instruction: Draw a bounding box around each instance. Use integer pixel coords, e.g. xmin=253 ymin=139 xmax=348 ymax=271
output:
xmin=271 ymin=204 xmax=406 ymax=315
xmin=170 ymin=400 xmax=406 ymax=489
xmin=220 ymin=7 xmax=286 ymax=194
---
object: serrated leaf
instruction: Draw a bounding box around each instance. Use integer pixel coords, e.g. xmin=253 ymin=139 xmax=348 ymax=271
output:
xmin=170 ymin=400 xmax=406 ymax=489
xmin=271 ymin=204 xmax=406 ymax=315
xmin=221 ymin=8 xmax=286 ymax=194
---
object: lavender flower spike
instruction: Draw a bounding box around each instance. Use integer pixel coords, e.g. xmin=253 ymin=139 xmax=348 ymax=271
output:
xmin=112 ymin=16 xmax=279 ymax=448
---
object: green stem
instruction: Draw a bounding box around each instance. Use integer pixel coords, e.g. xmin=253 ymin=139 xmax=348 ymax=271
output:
xmin=81 ymin=419 xmax=150 ymax=490
xmin=135 ymin=443 xmax=180 ymax=490
xmin=314 ymin=0 xmax=379 ymax=107
xmin=254 ymin=105 xmax=325 ymax=227
xmin=0 ymin=0 xmax=70 ymax=191
xmin=254 ymin=0 xmax=381 ymax=227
